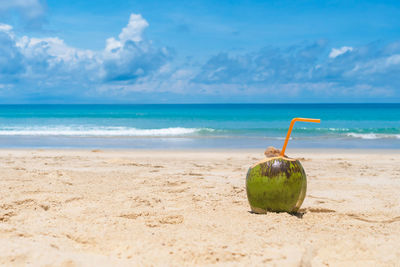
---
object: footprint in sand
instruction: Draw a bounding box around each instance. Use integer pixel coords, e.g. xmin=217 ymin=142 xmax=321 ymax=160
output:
xmin=145 ymin=220 xmax=159 ymax=228
xmin=131 ymin=196 xmax=152 ymax=206
xmin=159 ymin=215 xmax=184 ymax=224
xmin=13 ymin=198 xmax=36 ymax=206
xmin=0 ymin=211 xmax=16 ymax=222
xmin=0 ymin=199 xmax=52 ymax=220
xmin=144 ymin=215 xmax=184 ymax=227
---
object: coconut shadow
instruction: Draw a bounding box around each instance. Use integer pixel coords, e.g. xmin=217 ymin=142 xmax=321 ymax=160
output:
xmin=248 ymin=210 xmax=306 ymax=219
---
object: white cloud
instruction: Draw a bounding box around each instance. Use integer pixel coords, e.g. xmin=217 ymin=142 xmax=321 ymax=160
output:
xmin=119 ymin=14 xmax=149 ymax=43
xmin=0 ymin=12 xmax=399 ymax=102
xmin=105 ymin=13 xmax=149 ymax=53
xmin=11 ymin=12 xmax=162 ymax=75
xmin=19 ymin=37 xmax=94 ymax=63
xmin=0 ymin=12 xmax=170 ymax=100
xmin=329 ymin=46 xmax=353 ymax=58
xmin=13 ymin=36 xmax=98 ymax=86
xmin=0 ymin=23 xmax=12 ymax=32
xmin=101 ymin=14 xmax=169 ymax=82
xmin=105 ymin=37 xmax=121 ymax=53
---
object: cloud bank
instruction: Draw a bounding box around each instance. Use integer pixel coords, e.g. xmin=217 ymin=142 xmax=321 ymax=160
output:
xmin=192 ymin=40 xmax=400 ymax=99
xmin=0 ymin=14 xmax=171 ymax=102
xmin=0 ymin=12 xmax=399 ymax=102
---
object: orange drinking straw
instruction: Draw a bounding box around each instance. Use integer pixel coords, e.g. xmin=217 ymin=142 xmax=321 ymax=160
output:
xmin=280 ymin=118 xmax=321 ymax=156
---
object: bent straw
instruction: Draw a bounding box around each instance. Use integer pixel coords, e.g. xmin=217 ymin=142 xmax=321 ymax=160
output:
xmin=280 ymin=118 xmax=321 ymax=156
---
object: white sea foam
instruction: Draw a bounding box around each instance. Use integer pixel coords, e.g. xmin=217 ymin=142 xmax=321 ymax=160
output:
xmin=346 ymin=133 xmax=400 ymax=140
xmin=0 ymin=126 xmax=215 ymax=137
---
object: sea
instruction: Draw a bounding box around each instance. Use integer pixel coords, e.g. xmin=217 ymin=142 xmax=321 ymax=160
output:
xmin=0 ymin=104 xmax=399 ymax=149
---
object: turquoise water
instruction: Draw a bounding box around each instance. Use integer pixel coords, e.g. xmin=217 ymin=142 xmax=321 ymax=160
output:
xmin=0 ymin=104 xmax=399 ymax=149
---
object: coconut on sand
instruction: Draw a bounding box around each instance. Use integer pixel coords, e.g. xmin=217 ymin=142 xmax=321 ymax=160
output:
xmin=246 ymin=118 xmax=320 ymax=214
xmin=247 ymin=146 xmax=306 ymax=213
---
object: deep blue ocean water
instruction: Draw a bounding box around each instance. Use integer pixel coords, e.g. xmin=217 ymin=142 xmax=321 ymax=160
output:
xmin=0 ymin=104 xmax=399 ymax=149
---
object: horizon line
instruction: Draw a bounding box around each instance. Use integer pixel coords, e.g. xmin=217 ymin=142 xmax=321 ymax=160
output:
xmin=0 ymin=103 xmax=399 ymax=105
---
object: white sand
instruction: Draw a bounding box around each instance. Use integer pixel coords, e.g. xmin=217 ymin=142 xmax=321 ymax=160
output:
xmin=0 ymin=149 xmax=399 ymax=266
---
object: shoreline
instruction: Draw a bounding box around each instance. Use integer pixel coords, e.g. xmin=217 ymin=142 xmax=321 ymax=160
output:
xmin=1 ymin=134 xmax=400 ymax=150
xmin=1 ymin=147 xmax=400 ymax=153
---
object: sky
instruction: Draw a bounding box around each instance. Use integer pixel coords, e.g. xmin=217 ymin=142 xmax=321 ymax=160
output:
xmin=0 ymin=0 xmax=399 ymax=103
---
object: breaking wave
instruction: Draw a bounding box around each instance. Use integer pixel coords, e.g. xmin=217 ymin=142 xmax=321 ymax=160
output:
xmin=345 ymin=133 xmax=400 ymax=140
xmin=0 ymin=126 xmax=216 ymax=137
xmin=0 ymin=125 xmax=399 ymax=140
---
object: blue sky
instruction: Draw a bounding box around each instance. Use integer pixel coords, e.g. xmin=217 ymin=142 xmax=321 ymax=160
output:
xmin=0 ymin=0 xmax=399 ymax=103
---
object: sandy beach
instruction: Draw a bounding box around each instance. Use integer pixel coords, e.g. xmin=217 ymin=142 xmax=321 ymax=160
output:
xmin=0 ymin=148 xmax=399 ymax=266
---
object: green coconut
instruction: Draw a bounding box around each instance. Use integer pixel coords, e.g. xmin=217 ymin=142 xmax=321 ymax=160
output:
xmin=246 ymin=147 xmax=307 ymax=213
